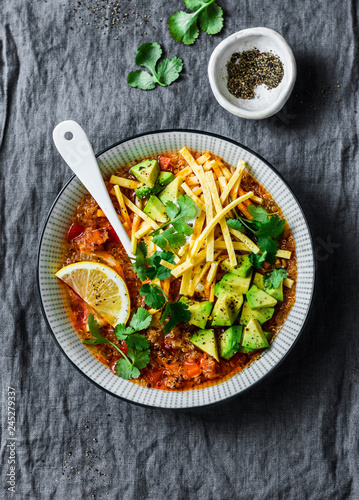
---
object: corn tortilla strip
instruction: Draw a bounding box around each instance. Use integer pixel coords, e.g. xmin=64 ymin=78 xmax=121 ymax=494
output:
xmin=230 ymin=177 xmax=241 ymax=201
xmin=196 ymin=166 xmax=215 ymax=262
xmin=192 ymin=186 xmax=203 ymax=196
xmin=175 ymin=166 xmax=192 ymax=178
xmin=250 ymin=194 xmax=263 ymax=204
xmin=217 ymin=160 xmax=232 ymax=180
xmin=228 ymin=227 xmax=260 ymax=254
xmin=219 ymin=160 xmax=246 ymax=205
xmin=209 ymin=283 xmax=215 ymax=303
xmin=131 ymin=197 xmax=142 ymax=254
xmin=160 ymin=259 xmax=176 ymax=271
xmin=179 ymin=147 xmax=200 ymax=173
xmin=214 ymin=241 xmax=251 ymax=251
xmin=122 ymin=194 xmax=159 ymax=230
xmin=284 ymin=277 xmax=294 ymax=289
xmin=206 ymin=171 xmax=237 ymax=267
xmin=97 ymin=209 xmax=105 ymax=217
xmin=110 ymin=175 xmax=141 ymax=189
xmin=178 ymin=243 xmax=189 ymax=257
xmin=134 ymin=221 xmax=152 ymax=239
xmin=206 ymin=261 xmax=220 ymax=287
xmin=180 ymin=268 xmax=192 ymax=295
xmin=181 ymin=182 xmax=206 ymax=212
xmin=162 ymin=278 xmax=171 ymax=297
xmin=197 ymin=152 xmax=211 ymax=165
xmin=188 ymin=262 xmax=211 ymax=297
xmin=114 ymin=185 xmax=131 ymax=227
xmin=186 ymin=175 xmax=200 ymax=187
xmin=192 ymin=210 xmax=206 ymax=239
xmin=171 ymin=249 xmax=207 ymax=278
xmin=190 ymin=191 xmax=253 ymax=258
xmin=276 ymin=249 xmax=292 ymax=259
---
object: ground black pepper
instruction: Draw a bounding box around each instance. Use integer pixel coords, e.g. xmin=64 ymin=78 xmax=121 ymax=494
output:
xmin=226 ymin=49 xmax=284 ymax=99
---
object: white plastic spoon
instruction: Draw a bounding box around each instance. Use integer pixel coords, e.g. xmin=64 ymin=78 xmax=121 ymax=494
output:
xmin=53 ymin=120 xmax=134 ymax=259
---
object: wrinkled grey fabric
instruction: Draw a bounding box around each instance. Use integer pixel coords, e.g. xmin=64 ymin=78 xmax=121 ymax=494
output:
xmin=0 ymin=0 xmax=358 ymax=498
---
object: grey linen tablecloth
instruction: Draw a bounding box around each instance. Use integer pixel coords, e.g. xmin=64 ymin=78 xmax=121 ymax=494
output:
xmin=1 ymin=0 xmax=358 ymax=498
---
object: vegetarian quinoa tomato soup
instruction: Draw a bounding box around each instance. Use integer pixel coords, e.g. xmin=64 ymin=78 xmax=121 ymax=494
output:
xmin=56 ymin=148 xmax=297 ymax=391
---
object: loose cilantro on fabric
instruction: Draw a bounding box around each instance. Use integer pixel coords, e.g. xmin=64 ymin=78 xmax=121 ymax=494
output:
xmin=168 ymin=0 xmax=224 ymax=45
xmin=263 ymin=269 xmax=288 ymax=289
xmin=131 ymin=242 xmax=175 ymax=282
xmin=150 ymin=195 xmax=197 ymax=249
xmin=226 ymin=205 xmax=285 ymax=266
xmin=128 ymin=42 xmax=183 ymax=90
xmin=84 ymin=311 xmax=151 ymax=381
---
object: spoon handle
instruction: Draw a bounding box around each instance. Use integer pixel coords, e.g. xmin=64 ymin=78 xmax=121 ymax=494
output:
xmin=53 ymin=120 xmax=134 ymax=259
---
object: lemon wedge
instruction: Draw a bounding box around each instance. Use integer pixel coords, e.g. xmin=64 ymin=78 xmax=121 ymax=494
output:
xmin=56 ymin=261 xmax=130 ymax=326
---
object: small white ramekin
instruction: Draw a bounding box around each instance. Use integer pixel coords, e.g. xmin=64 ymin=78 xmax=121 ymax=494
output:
xmin=208 ymin=27 xmax=297 ymax=120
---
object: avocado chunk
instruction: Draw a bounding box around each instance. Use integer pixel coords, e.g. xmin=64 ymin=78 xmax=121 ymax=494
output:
xmin=253 ymin=272 xmax=283 ymax=301
xmin=157 ymin=171 xmax=175 ymax=186
xmin=246 ymin=285 xmax=277 ymax=309
xmin=143 ymin=195 xmax=168 ymax=223
xmin=220 ymin=254 xmax=253 ymax=278
xmin=131 ymin=160 xmax=160 ymax=187
xmin=190 ymin=329 xmax=219 ymax=362
xmin=239 ymin=300 xmax=274 ymax=326
xmin=214 ymin=271 xmax=252 ymax=297
xmin=211 ymin=293 xmax=243 ymax=326
xmin=219 ymin=326 xmax=243 ymax=359
xmin=158 ymin=176 xmax=184 ymax=205
xmin=241 ymin=319 xmax=269 ymax=350
xmin=179 ymin=297 xmax=213 ymax=329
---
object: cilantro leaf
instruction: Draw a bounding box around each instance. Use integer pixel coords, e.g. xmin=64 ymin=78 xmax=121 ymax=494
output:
xmin=249 ymin=252 xmax=267 ymax=270
xmin=128 ymin=42 xmax=183 ymax=90
xmin=248 ymin=204 xmax=270 ymax=223
xmin=165 ymin=201 xmax=180 ymax=220
xmin=128 ymin=70 xmax=156 ymax=90
xmin=152 ymin=227 xmax=187 ymax=249
xmin=131 ymin=349 xmax=151 ymax=369
xmin=177 ymin=194 xmax=197 ymax=219
xmin=168 ymin=0 xmax=223 ymax=45
xmin=160 ymin=301 xmax=191 ymax=334
xmin=140 ymin=283 xmax=166 ymax=310
xmin=256 ymin=236 xmax=279 ymax=262
xmin=132 ymin=246 xmax=175 ymax=281
xmin=115 ymin=359 xmax=137 ymax=380
xmin=83 ymin=315 xmax=109 ymax=345
xmin=150 ymin=195 xmax=196 ymax=249
xmin=226 ymin=218 xmax=245 ymax=232
xmin=125 ymin=334 xmax=150 ymax=351
xmin=156 ymin=57 xmax=184 ymax=86
xmin=129 ymin=307 xmax=152 ymax=332
xmin=199 ymin=1 xmax=223 ymax=35
xmin=114 ymin=324 xmax=130 ymax=340
xmin=168 ymin=11 xmax=199 ymax=45
xmin=263 ymin=268 xmax=288 ymax=289
xmin=256 ymin=215 xmax=285 ymax=240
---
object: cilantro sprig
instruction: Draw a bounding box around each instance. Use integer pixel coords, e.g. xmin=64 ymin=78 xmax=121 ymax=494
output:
xmin=139 ymin=283 xmax=191 ymax=334
xmin=150 ymin=195 xmax=197 ymax=249
xmin=168 ymin=0 xmax=224 ymax=45
xmin=131 ymin=241 xmax=175 ymax=281
xmin=227 ymin=204 xmax=285 ymax=267
xmin=128 ymin=42 xmax=183 ymax=90
xmin=83 ymin=309 xmax=152 ymax=380
xmin=263 ymin=269 xmax=288 ymax=289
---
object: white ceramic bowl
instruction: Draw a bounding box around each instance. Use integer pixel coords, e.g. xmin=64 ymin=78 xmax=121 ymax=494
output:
xmin=38 ymin=130 xmax=315 ymax=409
xmin=208 ymin=27 xmax=297 ymax=119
